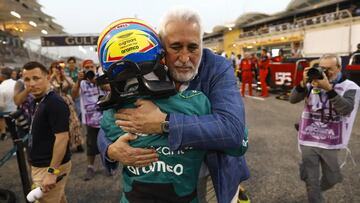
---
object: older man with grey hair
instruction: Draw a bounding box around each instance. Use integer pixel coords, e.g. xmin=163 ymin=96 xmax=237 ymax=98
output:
xmin=290 ymin=54 xmax=360 ymax=203
xmin=98 ymin=7 xmax=250 ymax=203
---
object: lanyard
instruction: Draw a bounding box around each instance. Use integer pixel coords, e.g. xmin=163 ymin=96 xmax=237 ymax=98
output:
xmin=29 ymin=90 xmax=52 ymax=135
xmin=307 ymin=83 xmax=338 ymax=123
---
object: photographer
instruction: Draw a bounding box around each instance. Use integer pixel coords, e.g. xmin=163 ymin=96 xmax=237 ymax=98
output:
xmin=50 ymin=61 xmax=74 ymax=93
xmin=71 ymin=59 xmax=105 ymax=181
xmin=49 ymin=61 xmax=83 ymax=153
xmin=289 ymin=54 xmax=360 ymax=203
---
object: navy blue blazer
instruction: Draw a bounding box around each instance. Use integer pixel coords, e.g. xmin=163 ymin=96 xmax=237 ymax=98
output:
xmin=98 ymin=48 xmax=250 ymax=203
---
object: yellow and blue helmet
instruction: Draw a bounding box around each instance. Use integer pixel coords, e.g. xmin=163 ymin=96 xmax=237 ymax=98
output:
xmin=96 ymin=18 xmax=175 ymax=110
xmin=97 ymin=18 xmax=163 ymax=76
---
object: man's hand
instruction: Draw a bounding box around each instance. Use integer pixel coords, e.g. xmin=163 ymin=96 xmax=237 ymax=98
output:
xmin=311 ymin=72 xmax=332 ymax=91
xmin=107 ymin=133 xmax=159 ymax=167
xmin=302 ymin=66 xmax=311 ymax=87
xmin=115 ymin=99 xmax=167 ymax=134
xmin=78 ymin=71 xmax=85 ymax=81
xmin=41 ymin=173 xmax=57 ymax=193
xmin=23 ymin=84 xmax=32 ymax=95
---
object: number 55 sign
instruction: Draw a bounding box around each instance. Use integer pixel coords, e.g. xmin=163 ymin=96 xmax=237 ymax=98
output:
xmin=275 ymin=72 xmax=292 ymax=86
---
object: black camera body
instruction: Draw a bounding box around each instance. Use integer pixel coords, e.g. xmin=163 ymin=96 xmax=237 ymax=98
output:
xmin=83 ymin=70 xmax=95 ymax=80
xmin=55 ymin=62 xmax=65 ymax=71
xmin=307 ymin=66 xmax=324 ymax=81
xmin=9 ymin=110 xmax=30 ymax=133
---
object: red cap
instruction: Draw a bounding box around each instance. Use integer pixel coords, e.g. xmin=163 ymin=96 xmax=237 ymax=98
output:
xmin=82 ymin=59 xmax=94 ymax=67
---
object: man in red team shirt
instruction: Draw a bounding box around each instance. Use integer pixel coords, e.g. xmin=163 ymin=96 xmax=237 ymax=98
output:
xmin=240 ymin=54 xmax=253 ymax=97
xmin=258 ymin=49 xmax=270 ymax=97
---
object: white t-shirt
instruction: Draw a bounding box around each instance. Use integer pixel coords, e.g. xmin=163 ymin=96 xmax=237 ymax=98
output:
xmin=0 ymin=79 xmax=17 ymax=113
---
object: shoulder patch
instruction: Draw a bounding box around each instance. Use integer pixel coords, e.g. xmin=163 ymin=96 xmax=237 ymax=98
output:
xmin=179 ymin=90 xmax=203 ymax=99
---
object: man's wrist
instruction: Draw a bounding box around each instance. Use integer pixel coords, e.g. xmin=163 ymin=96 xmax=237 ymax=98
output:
xmin=106 ymin=144 xmax=117 ymax=162
xmin=47 ymin=167 xmax=60 ymax=175
xmin=25 ymin=88 xmax=31 ymax=94
xmin=300 ymin=80 xmax=306 ymax=87
xmin=326 ymin=89 xmax=337 ymax=98
xmin=160 ymin=114 xmax=170 ymax=134
xmin=325 ymin=88 xmax=332 ymax=92
xmin=105 ymin=155 xmax=117 ymax=163
xmin=324 ymin=84 xmax=333 ymax=92
xmin=296 ymin=81 xmax=306 ymax=92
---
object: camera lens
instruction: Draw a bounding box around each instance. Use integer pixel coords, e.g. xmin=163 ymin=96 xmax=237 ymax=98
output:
xmin=9 ymin=110 xmax=30 ymax=132
xmin=307 ymin=66 xmax=324 ymax=81
xmin=85 ymin=70 xmax=95 ymax=80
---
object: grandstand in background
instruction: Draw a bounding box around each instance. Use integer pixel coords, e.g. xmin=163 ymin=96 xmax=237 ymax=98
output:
xmin=0 ymin=0 xmax=66 ymax=68
xmin=204 ymin=0 xmax=360 ymax=58
xmin=2 ymin=0 xmax=360 ymax=69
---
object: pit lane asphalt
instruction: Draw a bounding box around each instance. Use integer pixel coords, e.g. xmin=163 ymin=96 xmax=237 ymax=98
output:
xmin=0 ymin=92 xmax=359 ymax=203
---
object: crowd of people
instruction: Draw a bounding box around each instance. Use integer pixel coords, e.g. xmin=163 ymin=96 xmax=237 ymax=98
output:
xmin=0 ymin=6 xmax=359 ymax=203
xmin=1 ymin=54 xmax=112 ymax=200
xmin=0 ymin=32 xmax=30 ymax=65
xmin=223 ymin=48 xmax=285 ymax=98
xmin=240 ymin=8 xmax=356 ymax=39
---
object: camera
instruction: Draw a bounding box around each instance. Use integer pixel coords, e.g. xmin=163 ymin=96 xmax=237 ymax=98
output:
xmin=56 ymin=62 xmax=65 ymax=71
xmin=9 ymin=110 xmax=29 ymax=133
xmin=307 ymin=65 xmax=324 ymax=81
xmin=84 ymin=70 xmax=95 ymax=80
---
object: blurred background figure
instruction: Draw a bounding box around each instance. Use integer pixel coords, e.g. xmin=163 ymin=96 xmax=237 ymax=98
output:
xmin=0 ymin=67 xmax=16 ymax=112
xmin=13 ymin=67 xmax=34 ymax=140
xmin=240 ymin=53 xmax=253 ymax=97
xmin=350 ymin=43 xmax=360 ymax=64
xmin=65 ymin=57 xmax=82 ymax=120
xmin=235 ymin=54 xmax=242 ymax=84
xmin=11 ymin=69 xmax=18 ymax=80
xmin=250 ymin=53 xmax=259 ymax=84
xmin=272 ymin=48 xmax=284 ymax=63
xmin=49 ymin=61 xmax=83 ymax=153
xmin=72 ymin=59 xmax=105 ymax=181
xmin=230 ymin=51 xmax=237 ymax=70
xmin=64 ymin=57 xmax=79 ymax=84
xmin=258 ymin=49 xmax=270 ymax=97
xmin=291 ymin=42 xmax=303 ymax=58
xmin=0 ymin=67 xmax=16 ymax=140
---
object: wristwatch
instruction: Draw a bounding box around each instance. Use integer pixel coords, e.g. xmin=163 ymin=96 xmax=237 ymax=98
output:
xmin=160 ymin=114 xmax=170 ymax=133
xmin=47 ymin=167 xmax=60 ymax=175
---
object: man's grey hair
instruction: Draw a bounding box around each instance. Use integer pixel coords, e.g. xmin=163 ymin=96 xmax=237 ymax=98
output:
xmin=158 ymin=7 xmax=204 ymax=39
xmin=320 ymin=54 xmax=342 ymax=69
